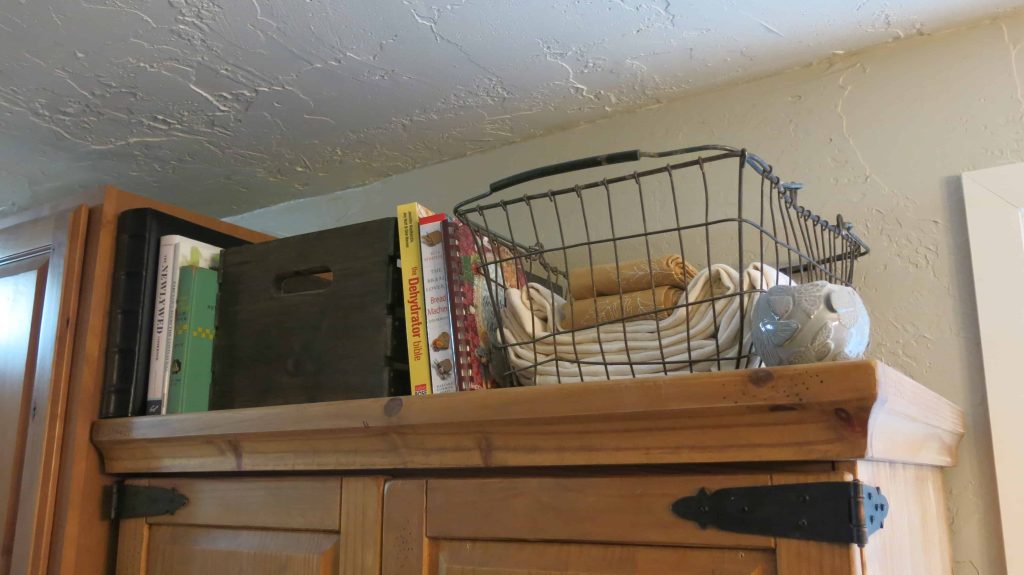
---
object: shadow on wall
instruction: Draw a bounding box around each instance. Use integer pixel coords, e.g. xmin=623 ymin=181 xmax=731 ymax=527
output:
xmin=941 ymin=172 xmax=1006 ymax=571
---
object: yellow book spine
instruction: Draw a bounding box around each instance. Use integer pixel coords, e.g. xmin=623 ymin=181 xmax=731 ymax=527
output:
xmin=397 ymin=202 xmax=434 ymax=394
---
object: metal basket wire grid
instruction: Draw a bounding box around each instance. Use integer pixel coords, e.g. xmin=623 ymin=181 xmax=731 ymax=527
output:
xmin=453 ymin=145 xmax=870 ymax=386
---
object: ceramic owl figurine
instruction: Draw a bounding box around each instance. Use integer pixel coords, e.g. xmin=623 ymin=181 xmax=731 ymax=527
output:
xmin=750 ymin=281 xmax=870 ymax=366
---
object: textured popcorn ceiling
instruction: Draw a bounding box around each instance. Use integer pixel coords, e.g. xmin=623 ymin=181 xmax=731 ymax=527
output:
xmin=0 ymin=0 xmax=1020 ymax=216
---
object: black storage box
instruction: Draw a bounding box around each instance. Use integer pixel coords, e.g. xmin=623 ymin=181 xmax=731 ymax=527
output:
xmin=211 ymin=218 xmax=408 ymax=409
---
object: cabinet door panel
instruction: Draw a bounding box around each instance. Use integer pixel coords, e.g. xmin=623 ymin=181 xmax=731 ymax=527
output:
xmin=434 ymin=540 xmax=775 ymax=575
xmin=117 ymin=477 xmax=386 ymax=575
xmin=145 ymin=477 xmax=341 ymax=531
xmin=427 ymin=475 xmax=773 ymax=549
xmin=386 ymin=474 xmax=866 ymax=575
xmin=147 ymin=525 xmax=338 ymax=575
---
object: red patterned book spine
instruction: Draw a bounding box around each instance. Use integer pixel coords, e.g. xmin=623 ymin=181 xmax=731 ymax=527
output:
xmin=443 ymin=220 xmax=481 ymax=391
xmin=443 ymin=220 xmax=529 ymax=390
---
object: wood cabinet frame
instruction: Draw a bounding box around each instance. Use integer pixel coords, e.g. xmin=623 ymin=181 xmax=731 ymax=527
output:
xmin=0 ymin=187 xmax=963 ymax=574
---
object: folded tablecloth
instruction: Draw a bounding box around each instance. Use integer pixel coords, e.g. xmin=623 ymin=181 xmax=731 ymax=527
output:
xmin=501 ymin=262 xmax=794 ymax=384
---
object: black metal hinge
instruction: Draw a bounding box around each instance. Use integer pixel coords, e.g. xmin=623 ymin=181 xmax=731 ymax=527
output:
xmin=105 ymin=483 xmax=189 ymax=520
xmin=671 ymin=480 xmax=888 ymax=547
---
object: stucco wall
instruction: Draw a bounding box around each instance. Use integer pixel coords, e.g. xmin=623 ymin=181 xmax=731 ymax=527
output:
xmin=232 ymin=12 xmax=1021 ymax=573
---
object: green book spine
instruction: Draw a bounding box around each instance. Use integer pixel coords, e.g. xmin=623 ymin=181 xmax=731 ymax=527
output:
xmin=167 ymin=266 xmax=217 ymax=414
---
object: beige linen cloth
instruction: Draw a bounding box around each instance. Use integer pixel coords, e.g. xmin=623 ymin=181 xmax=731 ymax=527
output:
xmin=568 ymin=255 xmax=699 ymax=300
xmin=501 ymin=263 xmax=794 ymax=384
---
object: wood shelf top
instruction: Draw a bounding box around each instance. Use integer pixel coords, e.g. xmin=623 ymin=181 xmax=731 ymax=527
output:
xmin=91 ymin=360 xmax=964 ymax=475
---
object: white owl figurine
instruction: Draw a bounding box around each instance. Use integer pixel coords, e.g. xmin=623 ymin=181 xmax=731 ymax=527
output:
xmin=750 ymin=281 xmax=870 ymax=367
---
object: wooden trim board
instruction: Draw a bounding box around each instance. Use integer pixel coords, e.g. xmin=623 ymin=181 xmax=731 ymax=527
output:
xmin=382 ymin=480 xmax=426 ymax=575
xmin=340 ymin=477 xmax=385 ymax=575
xmin=843 ymin=460 xmax=953 ymax=574
xmin=92 ymin=360 xmax=963 ymax=474
xmin=12 ymin=206 xmax=89 ymax=575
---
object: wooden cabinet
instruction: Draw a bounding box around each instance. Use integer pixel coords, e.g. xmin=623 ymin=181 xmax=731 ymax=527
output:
xmin=104 ymin=458 xmax=953 ymax=574
xmin=93 ymin=360 xmax=963 ymax=575
xmin=0 ymin=189 xmax=964 ymax=574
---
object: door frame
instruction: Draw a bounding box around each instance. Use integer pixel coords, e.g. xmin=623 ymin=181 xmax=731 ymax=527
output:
xmin=963 ymin=163 xmax=1024 ymax=575
xmin=0 ymin=206 xmax=89 ymax=574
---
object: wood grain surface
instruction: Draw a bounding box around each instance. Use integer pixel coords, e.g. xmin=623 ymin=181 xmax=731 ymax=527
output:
xmin=114 ymin=477 xmax=344 ymax=575
xmin=382 ymin=480 xmax=427 ymax=575
xmin=340 ymin=476 xmax=386 ymax=575
xmin=432 ymin=540 xmax=776 ymax=574
xmin=211 ymin=218 xmax=404 ymax=409
xmin=846 ymin=460 xmax=953 ymax=575
xmin=93 ymin=360 xmax=964 ymax=474
xmin=425 ymin=475 xmax=775 ymax=549
xmin=144 ymin=477 xmax=341 ymax=531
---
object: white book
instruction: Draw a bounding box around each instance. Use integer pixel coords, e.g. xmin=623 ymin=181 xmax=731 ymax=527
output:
xmin=418 ymin=215 xmax=458 ymax=393
xmin=145 ymin=235 xmax=223 ymax=415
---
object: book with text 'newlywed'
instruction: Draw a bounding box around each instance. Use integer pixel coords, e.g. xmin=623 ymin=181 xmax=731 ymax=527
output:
xmin=146 ymin=235 xmax=222 ymax=415
xmin=101 ymin=209 xmax=249 ymax=418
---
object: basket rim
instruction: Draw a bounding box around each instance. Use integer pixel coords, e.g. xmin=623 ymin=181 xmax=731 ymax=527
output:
xmin=452 ymin=144 xmax=869 ymax=259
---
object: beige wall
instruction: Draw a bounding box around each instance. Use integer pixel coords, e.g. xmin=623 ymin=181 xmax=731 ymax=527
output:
xmin=233 ymin=12 xmax=1022 ymax=573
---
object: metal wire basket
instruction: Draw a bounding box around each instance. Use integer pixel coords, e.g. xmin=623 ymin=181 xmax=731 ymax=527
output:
xmin=453 ymin=145 xmax=869 ymax=386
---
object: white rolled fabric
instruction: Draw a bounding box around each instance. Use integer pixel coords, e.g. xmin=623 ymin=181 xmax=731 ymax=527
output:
xmin=500 ymin=263 xmax=795 ymax=385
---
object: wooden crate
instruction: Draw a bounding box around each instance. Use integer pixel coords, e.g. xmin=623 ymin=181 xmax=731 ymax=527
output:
xmin=211 ymin=218 xmax=407 ymax=409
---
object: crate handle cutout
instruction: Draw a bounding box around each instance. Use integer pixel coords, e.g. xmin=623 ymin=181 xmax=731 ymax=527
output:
xmin=274 ymin=266 xmax=334 ymax=295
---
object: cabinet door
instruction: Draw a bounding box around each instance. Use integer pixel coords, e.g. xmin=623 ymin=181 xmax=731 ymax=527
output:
xmin=0 ymin=206 xmax=88 ymax=574
xmin=116 ymin=476 xmax=385 ymax=575
xmin=383 ymin=473 xmax=862 ymax=575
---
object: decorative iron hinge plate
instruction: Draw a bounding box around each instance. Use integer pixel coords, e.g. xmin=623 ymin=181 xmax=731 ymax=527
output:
xmin=105 ymin=483 xmax=189 ymax=520
xmin=671 ymin=480 xmax=888 ymax=547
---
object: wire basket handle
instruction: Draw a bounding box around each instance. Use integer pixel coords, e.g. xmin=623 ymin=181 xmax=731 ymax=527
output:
xmin=490 ymin=150 xmax=643 ymax=194
xmin=453 ymin=145 xmax=806 ymax=216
